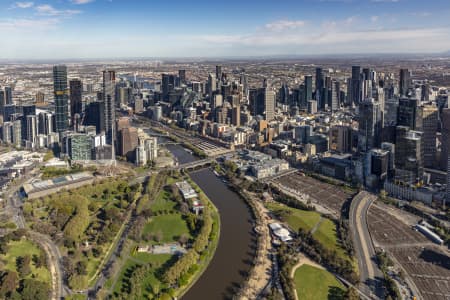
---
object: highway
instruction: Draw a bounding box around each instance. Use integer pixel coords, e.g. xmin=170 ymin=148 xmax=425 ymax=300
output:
xmin=3 ymin=175 xmax=66 ymax=300
xmin=350 ymin=191 xmax=385 ymax=299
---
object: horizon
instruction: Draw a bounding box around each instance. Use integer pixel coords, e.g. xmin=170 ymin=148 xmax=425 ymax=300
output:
xmin=2 ymin=0 xmax=450 ymax=60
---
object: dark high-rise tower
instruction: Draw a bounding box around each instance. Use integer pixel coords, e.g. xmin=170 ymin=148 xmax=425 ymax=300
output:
xmin=0 ymin=90 xmax=4 ymax=117
xmin=399 ymin=68 xmax=411 ymax=96
xmin=53 ymin=65 xmax=69 ymax=134
xmin=178 ymin=69 xmax=186 ymax=85
xmin=4 ymin=87 xmax=12 ymax=105
xmin=315 ymin=68 xmax=324 ymax=98
xmin=70 ymin=79 xmax=83 ymax=126
xmin=351 ymin=66 xmax=361 ymax=104
xmin=358 ymin=99 xmax=382 ymax=152
xmin=103 ymin=70 xmax=116 ymax=148
xmin=161 ymin=74 xmax=176 ymax=101
xmin=397 ymin=97 xmax=418 ymax=129
xmin=304 ymin=75 xmax=313 ymax=107
xmin=215 ymin=65 xmax=222 ymax=81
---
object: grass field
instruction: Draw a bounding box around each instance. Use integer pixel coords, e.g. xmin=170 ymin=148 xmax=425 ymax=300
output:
xmin=265 ymin=202 xmax=321 ymax=232
xmin=0 ymin=238 xmax=51 ymax=284
xmin=294 ymin=265 xmax=346 ymax=300
xmin=265 ymin=202 xmax=350 ymax=262
xmin=142 ymin=214 xmax=191 ymax=243
xmin=150 ymin=190 xmax=177 ymax=213
xmin=113 ymin=254 xmax=173 ymax=298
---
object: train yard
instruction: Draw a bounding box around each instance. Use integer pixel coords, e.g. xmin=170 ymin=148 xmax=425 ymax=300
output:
xmin=368 ymin=205 xmax=450 ymax=300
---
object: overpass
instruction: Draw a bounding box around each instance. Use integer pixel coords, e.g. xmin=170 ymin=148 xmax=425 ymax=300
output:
xmin=175 ymin=158 xmax=215 ymax=170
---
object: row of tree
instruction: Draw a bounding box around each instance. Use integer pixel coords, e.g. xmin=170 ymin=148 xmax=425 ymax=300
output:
xmin=296 ymin=229 xmax=359 ymax=284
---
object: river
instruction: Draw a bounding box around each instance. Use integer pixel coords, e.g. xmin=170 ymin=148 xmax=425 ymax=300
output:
xmin=165 ymin=144 xmax=256 ymax=300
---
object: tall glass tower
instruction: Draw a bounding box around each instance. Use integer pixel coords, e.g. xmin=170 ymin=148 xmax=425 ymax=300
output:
xmin=103 ymin=70 xmax=116 ymax=149
xmin=53 ymin=65 xmax=69 ymax=134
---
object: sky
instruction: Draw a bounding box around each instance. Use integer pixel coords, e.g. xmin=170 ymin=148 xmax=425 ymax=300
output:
xmin=1 ymin=0 xmax=450 ymax=59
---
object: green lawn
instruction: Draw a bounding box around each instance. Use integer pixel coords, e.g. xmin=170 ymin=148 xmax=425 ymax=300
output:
xmin=142 ymin=214 xmax=190 ymax=243
xmin=150 ymin=190 xmax=177 ymax=213
xmin=265 ymin=202 xmax=321 ymax=232
xmin=294 ymin=265 xmax=346 ymax=300
xmin=132 ymin=252 xmax=173 ymax=265
xmin=113 ymin=254 xmax=173 ymax=299
xmin=266 ymin=202 xmax=351 ymax=262
xmin=0 ymin=238 xmax=51 ymax=284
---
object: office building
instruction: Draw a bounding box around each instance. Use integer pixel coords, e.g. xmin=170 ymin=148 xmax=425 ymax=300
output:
xmin=395 ymin=126 xmax=423 ymax=183
xmin=103 ymin=70 xmax=116 ymax=148
xmin=358 ymin=99 xmax=382 ymax=152
xmin=26 ymin=115 xmax=37 ymax=145
xmin=329 ymin=125 xmax=352 ymax=153
xmin=4 ymin=87 xmax=12 ymax=105
xmin=53 ymin=65 xmax=69 ymax=134
xmin=399 ymin=68 xmax=411 ymax=96
xmin=304 ymin=75 xmax=313 ymax=108
xmin=70 ymin=79 xmax=83 ymax=126
xmin=397 ymin=97 xmax=418 ymax=129
xmin=416 ymin=105 xmax=438 ymax=168
xmin=351 ymin=66 xmax=361 ymax=104
xmin=66 ymin=134 xmax=93 ymax=161
xmin=118 ymin=127 xmax=138 ymax=160
xmin=178 ymin=69 xmax=186 ymax=85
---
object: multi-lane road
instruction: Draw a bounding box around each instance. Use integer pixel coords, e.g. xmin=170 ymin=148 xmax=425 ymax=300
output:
xmin=350 ymin=191 xmax=385 ymax=299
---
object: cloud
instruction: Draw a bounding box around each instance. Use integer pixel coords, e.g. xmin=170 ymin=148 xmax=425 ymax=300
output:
xmin=265 ymin=20 xmax=306 ymax=31
xmin=11 ymin=2 xmax=34 ymax=9
xmin=35 ymin=4 xmax=81 ymax=16
xmin=410 ymin=12 xmax=432 ymax=17
xmin=71 ymin=0 xmax=95 ymax=4
xmin=0 ymin=18 xmax=58 ymax=31
xmin=371 ymin=16 xmax=379 ymax=22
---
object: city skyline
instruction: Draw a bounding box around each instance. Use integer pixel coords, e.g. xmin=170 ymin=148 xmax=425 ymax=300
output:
xmin=2 ymin=0 xmax=450 ymax=59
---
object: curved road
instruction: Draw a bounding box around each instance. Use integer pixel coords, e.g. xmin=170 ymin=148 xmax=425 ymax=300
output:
xmin=350 ymin=191 xmax=384 ymax=299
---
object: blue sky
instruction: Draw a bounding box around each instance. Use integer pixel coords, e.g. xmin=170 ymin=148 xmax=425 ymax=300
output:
xmin=1 ymin=0 xmax=450 ymax=59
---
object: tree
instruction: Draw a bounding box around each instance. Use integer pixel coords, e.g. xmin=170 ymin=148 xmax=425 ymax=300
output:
xmin=32 ymin=252 xmax=47 ymax=268
xmin=0 ymin=271 xmax=18 ymax=298
xmin=155 ymin=230 xmax=164 ymax=243
xmin=178 ymin=233 xmax=189 ymax=246
xmin=16 ymin=255 xmax=31 ymax=278
xmin=20 ymin=279 xmax=50 ymax=300
xmin=345 ymin=287 xmax=359 ymax=300
xmin=75 ymin=260 xmax=87 ymax=276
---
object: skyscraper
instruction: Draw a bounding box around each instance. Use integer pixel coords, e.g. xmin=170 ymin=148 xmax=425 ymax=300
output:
xmin=215 ymin=65 xmax=222 ymax=81
xmin=395 ymin=126 xmax=423 ymax=183
xmin=399 ymin=68 xmax=411 ymax=96
xmin=178 ymin=69 xmax=186 ymax=85
xmin=208 ymin=73 xmax=217 ymax=96
xmin=440 ymin=108 xmax=450 ymax=171
xmin=0 ymin=90 xmax=4 ymax=117
xmin=4 ymin=87 xmax=12 ymax=105
xmin=351 ymin=66 xmax=361 ymax=104
xmin=315 ymin=67 xmax=324 ymax=96
xmin=70 ymin=79 xmax=83 ymax=126
xmin=330 ymin=80 xmax=340 ymax=111
xmin=304 ymin=75 xmax=313 ymax=107
xmin=162 ymin=74 xmax=176 ymax=101
xmin=103 ymin=70 xmax=116 ymax=148
xmin=53 ymin=65 xmax=69 ymax=134
xmin=257 ymin=88 xmax=275 ymax=121
xmin=358 ymin=99 xmax=382 ymax=152
xmin=279 ymin=83 xmax=289 ymax=105
xmin=416 ymin=105 xmax=438 ymax=168
xmin=397 ymin=97 xmax=418 ymax=129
